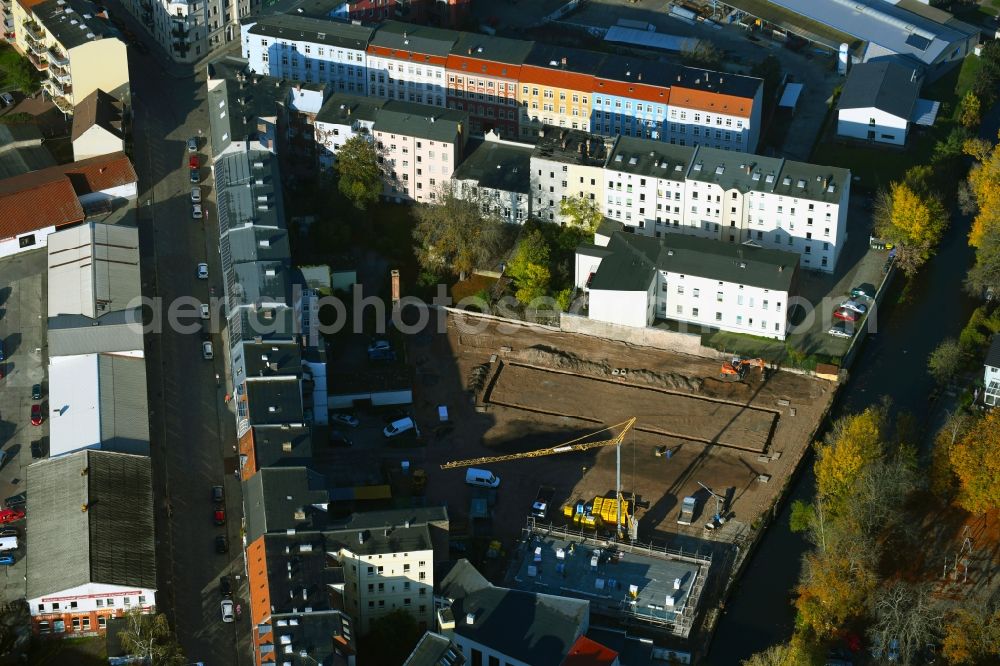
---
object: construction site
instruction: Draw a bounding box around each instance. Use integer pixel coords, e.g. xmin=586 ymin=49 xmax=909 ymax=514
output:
xmin=400 ymin=310 xmax=838 ymax=645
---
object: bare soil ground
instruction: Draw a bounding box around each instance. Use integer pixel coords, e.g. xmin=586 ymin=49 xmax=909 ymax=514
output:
xmin=402 ymin=313 xmax=836 ymax=548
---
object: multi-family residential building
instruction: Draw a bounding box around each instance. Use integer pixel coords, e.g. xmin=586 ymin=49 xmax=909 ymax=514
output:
xmin=602 ymin=138 xmax=850 ymax=272
xmin=984 ymin=334 xmax=1000 ymax=407
xmin=530 ymin=126 xmax=612 ymax=223
xmin=366 ymin=20 xmax=456 ymax=107
xmin=372 ymin=100 xmax=467 ymax=202
xmin=445 ymin=32 xmax=532 ymax=138
xmin=241 ymin=15 xmax=372 ymax=91
xmin=518 ymin=44 xmax=602 ymax=135
xmin=660 ymin=67 xmax=761 ymax=152
xmin=27 ymin=450 xmax=156 ymax=636
xmin=11 ymin=0 xmax=129 ymax=113
xmin=575 ymin=229 xmax=799 ymax=339
xmin=314 ymin=93 xmax=388 ymax=169
xmin=451 ymin=131 xmax=531 ymax=224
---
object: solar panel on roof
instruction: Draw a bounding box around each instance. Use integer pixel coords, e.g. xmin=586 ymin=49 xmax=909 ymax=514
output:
xmin=905 ymin=33 xmax=931 ymax=50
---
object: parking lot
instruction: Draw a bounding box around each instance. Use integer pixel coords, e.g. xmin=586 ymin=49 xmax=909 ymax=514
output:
xmin=0 ymin=249 xmax=48 ymax=604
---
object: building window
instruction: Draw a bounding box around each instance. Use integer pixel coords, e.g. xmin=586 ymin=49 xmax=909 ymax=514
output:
xmin=692 ymin=308 xmax=699 ymax=317
xmin=716 ymin=292 xmax=723 ymax=302
xmin=96 ymin=599 xmax=103 ymax=607
xmin=715 ymin=312 xmax=722 ymax=321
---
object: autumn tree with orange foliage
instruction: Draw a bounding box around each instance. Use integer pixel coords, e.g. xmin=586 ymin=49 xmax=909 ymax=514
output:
xmin=814 ymin=406 xmax=886 ymax=515
xmin=948 ymin=409 xmax=1000 ymax=515
xmin=963 ymin=136 xmax=1000 ymax=295
xmin=941 ymin=601 xmax=1000 ymax=665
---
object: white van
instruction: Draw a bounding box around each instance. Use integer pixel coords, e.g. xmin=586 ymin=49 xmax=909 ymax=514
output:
xmin=465 ymin=468 xmax=500 ymax=488
xmin=0 ymin=536 xmax=17 ymax=552
xmin=383 ymin=417 xmax=415 ymax=438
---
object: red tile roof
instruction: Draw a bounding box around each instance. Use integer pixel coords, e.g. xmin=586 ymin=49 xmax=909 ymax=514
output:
xmin=366 ymin=44 xmax=448 ymax=67
xmin=0 ymin=152 xmax=136 ymax=241
xmin=561 ymin=636 xmax=619 ymax=666
xmin=519 ymin=64 xmax=595 ymax=93
xmin=670 ymin=86 xmax=752 ymax=118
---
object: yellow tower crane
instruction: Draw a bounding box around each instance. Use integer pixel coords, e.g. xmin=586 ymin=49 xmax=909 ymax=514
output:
xmin=441 ymin=417 xmax=637 ymax=538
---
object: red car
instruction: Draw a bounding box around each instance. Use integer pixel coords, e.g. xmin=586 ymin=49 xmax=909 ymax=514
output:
xmin=214 ymin=507 xmax=225 ymax=526
xmin=0 ymin=508 xmax=25 ymax=524
xmin=30 ymin=404 xmax=42 ymax=426
xmin=833 ymin=308 xmax=860 ymax=322
xmin=189 ymin=155 xmax=199 ymax=169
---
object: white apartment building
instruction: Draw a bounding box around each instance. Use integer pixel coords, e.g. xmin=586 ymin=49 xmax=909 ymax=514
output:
xmin=373 ymin=101 xmax=467 ymax=203
xmin=530 ymin=127 xmax=612 ymax=223
xmin=241 ymin=15 xmax=372 ymax=91
xmin=575 ymin=230 xmax=799 ymax=340
xmin=985 ymin=335 xmax=1000 ymax=407
xmin=366 ymin=21 xmax=456 ymax=107
xmin=602 ymin=138 xmax=850 ymax=273
xmin=313 ymin=93 xmax=388 ymax=170
xmin=451 ymin=131 xmax=531 ymax=224
xmin=119 ymin=0 xmax=255 ymax=62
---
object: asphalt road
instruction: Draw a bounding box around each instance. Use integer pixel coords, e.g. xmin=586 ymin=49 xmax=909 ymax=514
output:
xmin=112 ymin=3 xmax=249 ymax=662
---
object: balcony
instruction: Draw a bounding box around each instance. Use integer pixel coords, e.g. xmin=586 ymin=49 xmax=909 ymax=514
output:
xmin=46 ymin=75 xmax=70 ymax=96
xmin=46 ymin=46 xmax=68 ymax=67
xmin=26 ymin=50 xmax=47 ymax=71
xmin=22 ymin=20 xmax=43 ymax=41
xmin=49 ymin=61 xmax=70 ymax=82
xmin=27 ymin=35 xmax=46 ymax=56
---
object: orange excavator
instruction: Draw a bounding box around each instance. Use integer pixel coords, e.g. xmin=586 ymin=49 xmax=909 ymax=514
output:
xmin=720 ymin=356 xmax=767 ymax=381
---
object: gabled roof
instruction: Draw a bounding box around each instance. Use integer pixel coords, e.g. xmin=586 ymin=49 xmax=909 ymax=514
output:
xmin=368 ymin=20 xmax=459 ymax=58
xmin=441 ymin=559 xmax=589 ymax=666
xmin=452 ymin=138 xmax=532 ymax=194
xmin=246 ymin=14 xmax=374 ymax=51
xmin=372 ymin=101 xmax=468 ymax=142
xmin=316 ymin=93 xmax=390 ymax=124
xmin=27 ymin=450 xmax=155 ymax=600
xmin=34 ymin=0 xmax=120 ymax=51
xmin=838 ymin=61 xmax=921 ymax=120
xmin=47 ymin=222 xmax=140 ymax=320
xmin=986 ymin=335 xmax=1000 ymax=369
xmin=71 ymin=89 xmax=125 ymax=142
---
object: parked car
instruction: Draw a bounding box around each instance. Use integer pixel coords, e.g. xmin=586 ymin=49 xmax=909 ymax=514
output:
xmin=839 ymin=299 xmax=868 ymax=314
xmin=220 ymin=575 xmax=232 ymax=598
xmin=30 ymin=404 xmax=42 ymax=426
xmin=833 ymin=308 xmax=860 ymax=322
xmin=0 ymin=528 xmax=17 ymax=538
xmin=4 ymin=493 xmax=26 ymax=509
xmin=202 ymin=341 xmax=214 ymax=360
xmin=189 ymin=155 xmax=199 ymax=169
xmin=850 ymin=284 xmax=876 ymax=300
xmin=31 ymin=384 xmax=41 ymax=400
xmin=190 ymin=167 xmax=200 ymax=183
xmin=211 ymin=485 xmax=224 ymax=503
xmin=0 ymin=555 xmax=14 ymax=566
xmin=828 ymin=322 xmax=854 ymax=339
xmin=192 ymin=203 xmax=203 ymax=219
xmin=329 ymin=430 xmax=352 ymax=447
xmin=383 ymin=417 xmax=416 ymax=438
xmin=0 ymin=92 xmax=14 ymax=107
xmin=0 ymin=509 xmax=25 ymax=524
xmin=191 ymin=186 xmax=202 ymax=203
xmin=367 ymin=339 xmax=391 ymax=354
xmin=0 ymin=339 xmax=5 ymax=361
xmin=330 ymin=413 xmax=359 ymax=428
xmin=197 ymin=262 xmax=208 ymax=279
xmin=187 ymin=137 xmax=198 ymax=153
xmin=221 ymin=598 xmax=234 ymax=622
xmin=214 ymin=507 xmax=225 ymax=525
xmin=215 ymin=534 xmax=229 ymax=554
xmin=200 ymin=303 xmax=210 ymax=319
xmin=30 ymin=440 xmax=43 ymax=459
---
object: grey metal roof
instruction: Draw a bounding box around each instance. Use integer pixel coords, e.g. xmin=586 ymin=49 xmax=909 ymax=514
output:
xmin=250 ymin=424 xmax=312 ymax=471
xmin=588 ymin=231 xmax=799 ymax=293
xmin=243 ymin=467 xmax=330 ymax=543
xmin=233 ymin=306 xmax=298 ymax=344
xmin=327 ymin=523 xmax=433 ymax=556
xmin=369 ymin=20 xmax=459 ymax=56
xmin=243 ymin=340 xmax=302 ymax=377
xmin=524 ymin=43 xmax=606 ymax=75
xmin=97 ymin=354 xmax=150 ymax=455
xmin=27 ymin=451 xmax=155 ymax=600
xmin=372 ymin=101 xmax=468 ymax=142
xmin=33 ymin=0 xmax=119 ymax=50
xmin=233 ymin=260 xmax=291 ymax=304
xmin=532 ymin=126 xmax=612 ymax=167
xmin=246 ymin=15 xmax=373 ymax=50
xmin=404 ymin=632 xmax=465 ymax=666
xmin=986 ymin=335 xmax=1000 ymax=369
xmin=768 ymin=0 xmax=976 ymax=67
xmin=838 ymin=61 xmax=921 ymax=119
xmin=686 ymin=145 xmax=848 ymax=204
xmin=316 ymin=93 xmax=389 ymax=124
xmin=448 ymin=31 xmax=533 ymax=65
xmin=48 ymin=316 xmax=144 ymax=356
xmin=227 ymin=226 xmax=291 ymax=265
xmin=217 ymin=148 xmax=286 ymax=234
xmin=47 ymin=222 xmax=141 ymax=319
xmin=441 ymin=559 xmax=589 ymax=666
xmin=298 ymin=265 xmax=331 ymax=290
xmin=0 ymin=146 xmax=56 ymax=179
xmin=606 ymin=136 xmax=694 ymax=182
xmin=246 ymin=376 xmax=304 ymax=425
xmin=0 ymin=124 xmax=44 ymax=146
xmin=452 ymin=139 xmax=531 ymax=194
xmin=329 ymin=506 xmax=450 ymax=561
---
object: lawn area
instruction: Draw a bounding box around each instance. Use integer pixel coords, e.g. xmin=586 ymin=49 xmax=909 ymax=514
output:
xmin=701 ymin=329 xmax=839 ymax=370
xmin=28 ymin=636 xmax=107 ymax=665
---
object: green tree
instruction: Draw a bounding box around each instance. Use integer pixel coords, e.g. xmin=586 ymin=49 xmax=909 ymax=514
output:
xmin=788 ymin=500 xmax=816 ymax=534
xmin=0 ymin=48 xmax=41 ymax=95
xmin=965 ymin=228 xmax=1000 ymax=297
xmin=750 ymin=54 xmax=783 ymax=103
xmin=559 ymin=193 xmax=602 ymax=232
xmin=927 ymin=338 xmax=966 ymax=385
xmin=507 ymin=229 xmax=551 ymax=304
xmin=959 ymin=91 xmax=982 ymax=130
xmin=116 ymin=610 xmax=186 ymax=666
xmin=360 ymin=609 xmax=423 ymax=665
xmin=412 ymin=188 xmax=512 ymax=281
xmin=335 ymin=135 xmax=383 ymax=210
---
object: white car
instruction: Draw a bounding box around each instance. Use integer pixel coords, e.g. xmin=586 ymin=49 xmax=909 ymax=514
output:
xmin=839 ymin=299 xmax=867 ymax=314
xmin=220 ymin=599 xmax=234 ymax=623
xmin=200 ymin=303 xmax=210 ymax=320
xmin=191 ymin=186 xmax=202 ymax=203
xmin=331 ymin=413 xmax=359 ymax=428
xmin=202 ymin=341 xmax=214 ymax=360
xmin=197 ymin=263 xmax=208 ymax=279
xmin=383 ymin=416 xmax=415 ymax=438
xmin=192 ymin=203 xmax=203 ymax=219
xmin=827 ymin=323 xmax=853 ymax=339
